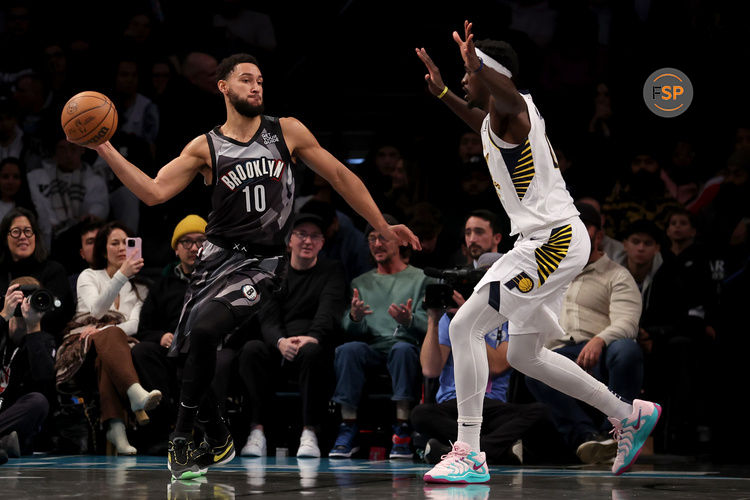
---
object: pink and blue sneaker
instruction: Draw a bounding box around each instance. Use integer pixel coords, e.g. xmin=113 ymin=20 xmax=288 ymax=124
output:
xmin=609 ymin=399 xmax=662 ymax=475
xmin=423 ymin=441 xmax=490 ymax=484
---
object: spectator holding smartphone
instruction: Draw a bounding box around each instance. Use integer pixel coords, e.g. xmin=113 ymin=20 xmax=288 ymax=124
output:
xmin=55 ymin=220 xmax=160 ymax=455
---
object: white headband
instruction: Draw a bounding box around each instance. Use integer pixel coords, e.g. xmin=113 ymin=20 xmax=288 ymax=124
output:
xmin=475 ymin=48 xmax=512 ymax=78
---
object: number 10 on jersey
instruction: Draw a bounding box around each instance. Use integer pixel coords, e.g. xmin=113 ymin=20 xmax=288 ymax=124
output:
xmin=243 ymin=184 xmax=267 ymax=212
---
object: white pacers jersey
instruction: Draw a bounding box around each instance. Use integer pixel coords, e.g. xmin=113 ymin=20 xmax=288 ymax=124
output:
xmin=480 ymin=92 xmax=579 ymax=236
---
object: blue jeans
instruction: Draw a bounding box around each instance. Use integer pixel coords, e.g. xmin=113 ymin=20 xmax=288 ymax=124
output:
xmin=525 ymin=338 xmax=643 ymax=448
xmin=332 ymin=341 xmax=420 ymax=409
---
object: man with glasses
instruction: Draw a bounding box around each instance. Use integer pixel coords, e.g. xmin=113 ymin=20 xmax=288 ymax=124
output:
xmin=330 ymin=214 xmax=432 ymax=459
xmin=130 ymin=215 xmax=207 ymax=454
xmin=238 ymin=212 xmax=346 ymax=459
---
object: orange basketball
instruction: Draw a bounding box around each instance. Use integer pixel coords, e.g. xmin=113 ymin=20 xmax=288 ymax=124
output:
xmin=61 ymin=91 xmax=118 ymax=147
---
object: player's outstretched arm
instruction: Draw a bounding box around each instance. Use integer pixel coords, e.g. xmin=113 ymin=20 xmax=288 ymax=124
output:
xmin=415 ymin=47 xmax=487 ymax=134
xmin=453 ymin=20 xmax=529 ymax=135
xmin=94 ymin=137 xmax=207 ymax=206
xmin=282 ymin=117 xmax=421 ymax=250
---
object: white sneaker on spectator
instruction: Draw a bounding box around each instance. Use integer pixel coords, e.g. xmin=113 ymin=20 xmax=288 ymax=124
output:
xmin=297 ymin=429 xmax=321 ymax=458
xmin=241 ymin=429 xmax=267 ymax=457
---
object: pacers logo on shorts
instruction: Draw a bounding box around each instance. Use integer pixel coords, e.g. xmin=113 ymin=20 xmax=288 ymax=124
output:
xmin=504 ymin=272 xmax=534 ymax=294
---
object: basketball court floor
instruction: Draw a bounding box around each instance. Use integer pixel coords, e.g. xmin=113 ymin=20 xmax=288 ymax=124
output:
xmin=2 ymin=454 xmax=749 ymax=499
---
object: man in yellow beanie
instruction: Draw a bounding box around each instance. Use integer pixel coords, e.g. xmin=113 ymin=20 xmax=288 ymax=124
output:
xmin=131 ymin=215 xmax=207 ymax=453
xmin=170 ymin=215 xmax=209 ymax=254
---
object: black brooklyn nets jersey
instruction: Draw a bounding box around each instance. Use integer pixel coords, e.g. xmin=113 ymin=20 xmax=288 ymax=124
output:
xmin=204 ymin=115 xmax=295 ymax=249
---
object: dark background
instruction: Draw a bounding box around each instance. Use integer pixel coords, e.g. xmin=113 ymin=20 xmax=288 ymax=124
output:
xmin=4 ymin=0 xmax=748 ymax=167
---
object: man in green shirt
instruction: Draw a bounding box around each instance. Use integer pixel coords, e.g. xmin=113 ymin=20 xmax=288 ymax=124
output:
xmin=329 ymin=214 xmax=431 ymax=459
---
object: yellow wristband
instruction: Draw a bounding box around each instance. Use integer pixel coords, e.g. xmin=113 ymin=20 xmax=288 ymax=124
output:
xmin=437 ymin=86 xmax=449 ymax=99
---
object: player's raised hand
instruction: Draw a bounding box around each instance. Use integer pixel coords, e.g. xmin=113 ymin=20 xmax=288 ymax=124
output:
xmin=382 ymin=224 xmax=422 ymax=251
xmin=415 ymin=47 xmax=446 ymax=96
xmin=452 ymin=20 xmax=482 ymax=73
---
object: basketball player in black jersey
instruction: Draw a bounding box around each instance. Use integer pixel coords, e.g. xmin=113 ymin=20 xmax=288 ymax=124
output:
xmin=87 ymin=53 xmax=421 ymax=479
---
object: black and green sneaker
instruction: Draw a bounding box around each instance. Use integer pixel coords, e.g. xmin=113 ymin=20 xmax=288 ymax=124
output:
xmin=194 ymin=433 xmax=236 ymax=469
xmin=168 ymin=435 xmax=206 ymax=480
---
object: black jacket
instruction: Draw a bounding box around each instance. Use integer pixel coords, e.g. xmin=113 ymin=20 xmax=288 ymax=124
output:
xmin=136 ymin=262 xmax=190 ymax=344
xmin=0 ymin=322 xmax=56 ymax=412
xmin=258 ymin=257 xmax=347 ymax=348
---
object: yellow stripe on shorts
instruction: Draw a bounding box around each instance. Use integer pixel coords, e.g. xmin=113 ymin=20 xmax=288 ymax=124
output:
xmin=534 ymin=224 xmax=572 ymax=287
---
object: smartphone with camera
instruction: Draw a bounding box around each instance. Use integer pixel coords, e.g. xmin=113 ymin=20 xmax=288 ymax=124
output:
xmin=126 ymin=237 xmax=142 ymax=260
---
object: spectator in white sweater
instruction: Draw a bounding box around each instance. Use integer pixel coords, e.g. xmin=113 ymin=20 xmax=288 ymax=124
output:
xmin=26 ymin=137 xmax=109 ymax=261
xmin=56 ymin=221 xmax=160 ymax=455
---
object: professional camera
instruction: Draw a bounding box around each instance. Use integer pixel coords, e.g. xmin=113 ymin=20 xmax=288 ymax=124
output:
xmin=13 ymin=284 xmax=61 ymax=317
xmin=422 ymin=252 xmax=503 ymax=310
xmin=422 ymin=266 xmax=488 ymax=310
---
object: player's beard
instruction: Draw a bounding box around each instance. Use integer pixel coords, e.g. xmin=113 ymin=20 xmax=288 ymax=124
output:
xmin=227 ymin=88 xmax=264 ymax=117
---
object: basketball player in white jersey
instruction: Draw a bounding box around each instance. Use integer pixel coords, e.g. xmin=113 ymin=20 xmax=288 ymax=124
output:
xmin=416 ymin=21 xmax=660 ymax=483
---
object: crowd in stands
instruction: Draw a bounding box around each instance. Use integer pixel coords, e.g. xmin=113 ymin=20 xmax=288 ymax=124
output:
xmin=2 ymin=1 xmax=750 ymax=465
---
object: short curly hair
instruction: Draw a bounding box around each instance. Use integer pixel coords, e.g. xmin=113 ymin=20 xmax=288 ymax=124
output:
xmin=216 ymin=53 xmax=260 ymax=82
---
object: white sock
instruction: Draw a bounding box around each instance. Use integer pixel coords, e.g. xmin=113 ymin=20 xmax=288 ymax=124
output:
xmin=456 ymin=417 xmax=482 ymax=452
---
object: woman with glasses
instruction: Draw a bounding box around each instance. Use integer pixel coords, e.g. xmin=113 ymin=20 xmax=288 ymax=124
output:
xmin=0 ymin=207 xmax=75 ymax=340
xmin=55 ymin=220 xmax=161 ymax=455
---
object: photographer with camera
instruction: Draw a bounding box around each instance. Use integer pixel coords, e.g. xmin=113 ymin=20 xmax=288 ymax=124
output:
xmin=413 ymin=252 xmax=552 ymax=465
xmin=0 ymin=276 xmax=57 ymax=460
xmin=0 ymin=207 xmax=75 ymax=342
xmin=420 ymin=209 xmax=506 ymax=311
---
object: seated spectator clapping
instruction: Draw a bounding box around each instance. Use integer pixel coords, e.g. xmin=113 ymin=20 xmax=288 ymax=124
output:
xmin=330 ymin=214 xmax=431 ymax=459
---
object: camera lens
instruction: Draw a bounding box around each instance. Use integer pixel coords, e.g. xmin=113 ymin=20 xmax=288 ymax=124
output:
xmin=127 ymin=240 xmax=135 ymax=247
xmin=29 ymin=289 xmax=53 ymax=312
